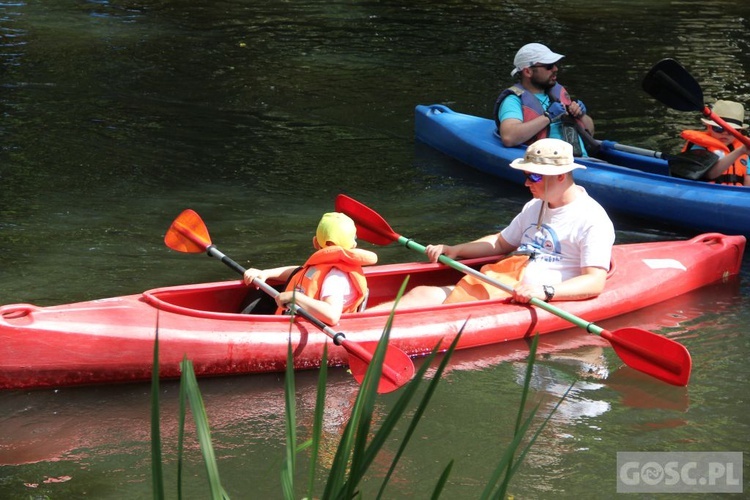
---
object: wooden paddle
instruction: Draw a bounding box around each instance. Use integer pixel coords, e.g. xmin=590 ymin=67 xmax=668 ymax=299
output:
xmin=643 ymin=58 xmax=750 ymax=148
xmin=335 ymin=194 xmax=692 ymax=386
xmin=164 ymin=209 xmax=415 ymax=394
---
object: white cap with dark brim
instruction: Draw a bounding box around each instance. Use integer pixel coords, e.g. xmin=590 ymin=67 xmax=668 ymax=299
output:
xmin=511 ymin=43 xmax=564 ymax=77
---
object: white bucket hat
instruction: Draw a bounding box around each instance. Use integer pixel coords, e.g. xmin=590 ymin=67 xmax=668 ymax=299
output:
xmin=511 ymin=43 xmax=564 ymax=77
xmin=701 ymin=100 xmax=748 ymax=130
xmin=509 ymin=138 xmax=586 ymax=175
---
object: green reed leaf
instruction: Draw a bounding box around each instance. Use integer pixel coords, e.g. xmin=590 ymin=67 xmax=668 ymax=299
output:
xmin=431 ymin=459 xmax=454 ymax=500
xmin=150 ymin=321 xmax=165 ymax=500
xmin=282 ymin=339 xmax=296 ymax=500
xmin=374 ymin=323 xmax=466 ymax=498
xmin=181 ymin=358 xmax=229 ymax=499
xmin=306 ymin=344 xmax=328 ymax=499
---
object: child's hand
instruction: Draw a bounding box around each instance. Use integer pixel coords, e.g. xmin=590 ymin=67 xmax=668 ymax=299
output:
xmin=275 ymin=291 xmax=295 ymax=309
xmin=243 ymin=268 xmax=267 ymax=286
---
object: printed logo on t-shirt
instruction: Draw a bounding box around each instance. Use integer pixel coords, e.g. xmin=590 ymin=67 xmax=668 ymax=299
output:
xmin=518 ymin=224 xmax=562 ymax=263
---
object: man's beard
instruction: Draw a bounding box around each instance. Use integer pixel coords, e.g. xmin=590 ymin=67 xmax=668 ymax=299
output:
xmin=531 ymin=74 xmax=556 ymax=91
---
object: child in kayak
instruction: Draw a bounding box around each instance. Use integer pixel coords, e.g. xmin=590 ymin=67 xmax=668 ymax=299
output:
xmin=243 ymin=212 xmax=377 ymax=325
xmin=680 ymin=99 xmax=749 ymax=186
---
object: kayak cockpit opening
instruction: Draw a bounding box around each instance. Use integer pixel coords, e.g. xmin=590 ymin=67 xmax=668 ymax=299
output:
xmin=141 ymin=280 xmax=272 ymax=319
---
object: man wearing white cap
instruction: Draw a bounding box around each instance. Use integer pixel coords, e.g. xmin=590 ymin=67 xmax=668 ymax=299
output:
xmin=494 ymin=43 xmax=595 ymax=157
xmin=680 ymin=99 xmax=749 ymax=186
xmin=369 ymin=138 xmax=615 ymax=310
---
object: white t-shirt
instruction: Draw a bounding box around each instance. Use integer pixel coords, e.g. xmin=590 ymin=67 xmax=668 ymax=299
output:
xmin=500 ymin=186 xmax=615 ymax=286
xmin=319 ymin=268 xmax=357 ymax=309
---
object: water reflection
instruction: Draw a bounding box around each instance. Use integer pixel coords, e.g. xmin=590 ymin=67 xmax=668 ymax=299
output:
xmin=1 ymin=0 xmax=749 ymax=498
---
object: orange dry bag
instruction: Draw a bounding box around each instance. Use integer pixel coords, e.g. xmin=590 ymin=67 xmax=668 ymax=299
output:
xmin=443 ymin=254 xmax=530 ymax=304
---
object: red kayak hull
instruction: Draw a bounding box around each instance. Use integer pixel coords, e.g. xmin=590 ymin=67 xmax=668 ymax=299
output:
xmin=0 ymin=233 xmax=744 ymax=390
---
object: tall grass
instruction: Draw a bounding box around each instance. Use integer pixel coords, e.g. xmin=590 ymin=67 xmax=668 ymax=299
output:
xmin=149 ymin=310 xmax=570 ymax=499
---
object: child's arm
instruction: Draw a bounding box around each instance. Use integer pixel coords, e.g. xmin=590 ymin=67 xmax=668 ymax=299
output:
xmin=275 ymin=292 xmax=344 ymax=326
xmin=703 ymin=144 xmax=747 ymax=181
xmin=243 ymin=265 xmax=299 ymax=286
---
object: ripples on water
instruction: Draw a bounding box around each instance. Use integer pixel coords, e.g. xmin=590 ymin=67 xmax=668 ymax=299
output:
xmin=1 ymin=0 xmax=749 ymax=498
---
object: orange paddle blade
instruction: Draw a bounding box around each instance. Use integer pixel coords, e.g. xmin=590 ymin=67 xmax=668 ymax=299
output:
xmin=165 ymin=209 xmax=212 ymax=253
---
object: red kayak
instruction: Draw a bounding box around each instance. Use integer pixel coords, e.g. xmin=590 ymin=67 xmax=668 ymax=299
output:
xmin=0 ymin=232 xmax=745 ymax=391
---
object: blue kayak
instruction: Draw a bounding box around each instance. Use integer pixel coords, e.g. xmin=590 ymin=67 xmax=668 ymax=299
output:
xmin=415 ymin=104 xmax=750 ymax=237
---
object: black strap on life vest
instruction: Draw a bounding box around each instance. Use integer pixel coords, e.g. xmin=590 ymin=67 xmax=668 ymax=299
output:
xmin=713 ymin=173 xmax=744 ymax=185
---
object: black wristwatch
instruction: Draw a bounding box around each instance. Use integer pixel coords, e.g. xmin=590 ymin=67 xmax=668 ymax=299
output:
xmin=542 ymin=285 xmax=555 ymax=302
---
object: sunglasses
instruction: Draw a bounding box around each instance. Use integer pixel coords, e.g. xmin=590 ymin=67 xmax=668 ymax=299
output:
xmin=711 ymin=125 xmax=729 ymax=134
xmin=530 ymin=63 xmax=556 ymax=71
xmin=524 ymin=172 xmax=544 ymax=183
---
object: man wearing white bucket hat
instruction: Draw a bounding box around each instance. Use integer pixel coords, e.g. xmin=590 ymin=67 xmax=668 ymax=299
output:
xmin=494 ymin=43 xmax=595 ymax=157
xmin=369 ymin=138 xmax=615 ymax=310
xmin=680 ymin=99 xmax=749 ymax=186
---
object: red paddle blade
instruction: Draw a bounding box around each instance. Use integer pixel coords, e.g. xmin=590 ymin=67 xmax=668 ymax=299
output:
xmin=347 ymin=341 xmax=415 ymax=394
xmin=335 ymin=194 xmax=400 ymax=246
xmin=602 ymin=327 xmax=691 ymax=386
xmin=165 ymin=209 xmax=212 ymax=253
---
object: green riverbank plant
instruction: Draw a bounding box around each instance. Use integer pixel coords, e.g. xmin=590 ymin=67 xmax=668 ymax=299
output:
xmin=149 ymin=288 xmax=571 ymax=499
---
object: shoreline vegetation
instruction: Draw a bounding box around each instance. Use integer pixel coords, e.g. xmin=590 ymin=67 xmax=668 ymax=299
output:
xmin=150 ymin=294 xmax=570 ymax=499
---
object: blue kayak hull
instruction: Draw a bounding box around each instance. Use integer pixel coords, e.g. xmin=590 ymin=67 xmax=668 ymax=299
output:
xmin=415 ymin=104 xmax=750 ymax=237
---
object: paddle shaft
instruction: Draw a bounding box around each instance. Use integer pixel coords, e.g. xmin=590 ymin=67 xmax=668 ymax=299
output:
xmin=396 ymin=236 xmax=684 ymax=375
xmin=203 ymin=246 xmax=338 ymax=333
xmin=166 ymin=209 xmax=415 ymax=393
xmin=335 ymin=194 xmax=691 ymax=385
xmin=203 ymin=245 xmax=397 ymax=373
xmin=701 ymin=108 xmax=750 ymax=148
xmin=597 ymin=140 xmax=720 ymax=175
xmin=170 ymin=220 xmax=338 ymax=337
xmin=170 ymin=217 xmax=381 ymax=360
xmin=600 ymin=140 xmax=664 ymax=159
xmin=572 ymin=120 xmax=669 ymax=160
xmin=396 ymin=236 xmax=602 ymax=332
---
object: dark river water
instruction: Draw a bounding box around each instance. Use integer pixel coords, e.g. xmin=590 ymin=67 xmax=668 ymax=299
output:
xmin=1 ymin=1 xmax=749 ymax=498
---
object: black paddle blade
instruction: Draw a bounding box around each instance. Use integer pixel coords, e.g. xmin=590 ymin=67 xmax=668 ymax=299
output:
xmin=642 ymin=58 xmax=704 ymax=112
xmin=667 ymin=149 xmax=719 ymax=180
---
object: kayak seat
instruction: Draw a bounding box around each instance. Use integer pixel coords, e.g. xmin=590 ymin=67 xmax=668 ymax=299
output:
xmin=239 ymin=286 xmax=282 ymax=314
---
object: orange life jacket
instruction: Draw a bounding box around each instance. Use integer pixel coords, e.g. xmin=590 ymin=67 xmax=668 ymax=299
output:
xmin=680 ymin=129 xmax=748 ymax=186
xmin=278 ymin=246 xmax=377 ymax=315
xmin=443 ymin=254 xmax=530 ymax=304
